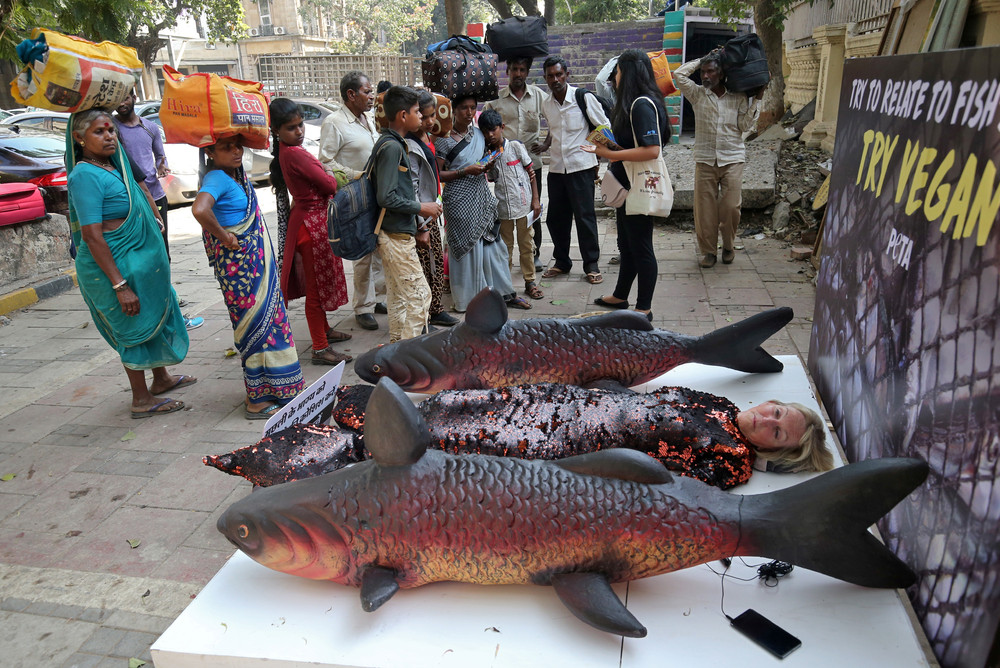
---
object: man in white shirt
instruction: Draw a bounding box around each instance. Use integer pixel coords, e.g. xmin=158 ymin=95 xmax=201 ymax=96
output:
xmin=485 ymin=56 xmax=547 ymax=272
xmin=674 ymin=50 xmax=761 ymax=268
xmin=320 ymin=70 xmax=385 ymax=330
xmin=535 ymin=56 xmax=610 ymax=285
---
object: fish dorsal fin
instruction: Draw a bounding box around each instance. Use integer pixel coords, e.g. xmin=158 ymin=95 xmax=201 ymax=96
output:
xmin=365 ymin=378 xmax=429 ymax=466
xmin=554 ymin=449 xmax=673 ymax=484
xmin=464 ymin=287 xmax=508 ymax=334
xmin=550 ymin=572 xmax=647 ymax=638
xmin=580 ymin=311 xmax=654 ymax=332
xmin=360 ymin=565 xmax=400 ymax=612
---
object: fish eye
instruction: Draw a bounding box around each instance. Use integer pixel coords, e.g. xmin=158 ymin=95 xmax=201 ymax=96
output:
xmin=238 ymin=524 xmax=249 ymax=539
xmin=372 ymin=364 xmax=380 ymax=373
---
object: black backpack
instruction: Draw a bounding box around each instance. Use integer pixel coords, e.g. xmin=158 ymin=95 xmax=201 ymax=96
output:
xmin=574 ymin=87 xmax=613 ymax=133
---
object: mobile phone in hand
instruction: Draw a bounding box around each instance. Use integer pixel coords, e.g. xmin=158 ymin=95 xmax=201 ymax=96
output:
xmin=730 ymin=609 xmax=802 ymax=659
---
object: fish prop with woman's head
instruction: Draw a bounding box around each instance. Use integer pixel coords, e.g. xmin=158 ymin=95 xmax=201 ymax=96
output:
xmin=217 ymin=378 xmax=927 ymax=637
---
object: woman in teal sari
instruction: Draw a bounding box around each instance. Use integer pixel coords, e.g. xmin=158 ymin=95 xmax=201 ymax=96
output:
xmin=67 ymin=109 xmax=196 ymax=418
xmin=193 ymin=135 xmax=304 ymax=419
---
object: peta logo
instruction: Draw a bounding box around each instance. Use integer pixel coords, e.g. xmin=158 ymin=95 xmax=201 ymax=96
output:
xmin=645 ymin=175 xmax=660 ymax=189
xmin=886 ymin=227 xmax=913 ymax=269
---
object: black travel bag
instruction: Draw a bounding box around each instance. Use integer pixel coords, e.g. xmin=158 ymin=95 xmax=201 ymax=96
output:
xmin=485 ymin=16 xmax=548 ymax=61
xmin=721 ymin=33 xmax=770 ymax=93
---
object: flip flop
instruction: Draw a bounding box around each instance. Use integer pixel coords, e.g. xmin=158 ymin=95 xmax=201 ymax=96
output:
xmin=245 ymin=403 xmax=281 ymax=420
xmin=152 ymin=374 xmax=198 ymax=396
xmin=131 ymin=398 xmax=185 ymax=419
xmin=586 ymin=272 xmax=604 ymax=285
xmin=506 ymin=296 xmax=533 ymax=310
xmin=541 ymin=267 xmax=569 ymax=279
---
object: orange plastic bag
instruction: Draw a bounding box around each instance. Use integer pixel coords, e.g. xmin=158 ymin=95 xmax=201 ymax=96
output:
xmin=647 ymin=50 xmax=677 ymax=97
xmin=160 ymin=65 xmax=270 ymax=149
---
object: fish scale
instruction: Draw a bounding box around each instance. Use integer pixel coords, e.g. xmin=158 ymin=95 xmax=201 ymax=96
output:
xmin=320 ymin=451 xmax=735 ymax=589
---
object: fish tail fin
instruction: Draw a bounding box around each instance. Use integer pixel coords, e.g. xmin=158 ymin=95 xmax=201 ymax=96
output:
xmin=742 ymin=457 xmax=928 ymax=588
xmin=693 ymin=307 xmax=793 ymax=373
xmin=203 ymin=453 xmax=236 ymax=474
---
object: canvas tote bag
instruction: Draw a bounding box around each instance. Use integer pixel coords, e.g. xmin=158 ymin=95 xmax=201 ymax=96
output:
xmin=624 ymin=97 xmax=673 ymax=218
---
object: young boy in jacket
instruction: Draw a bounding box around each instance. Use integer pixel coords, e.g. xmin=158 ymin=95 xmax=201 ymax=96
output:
xmin=373 ymin=86 xmax=443 ymax=342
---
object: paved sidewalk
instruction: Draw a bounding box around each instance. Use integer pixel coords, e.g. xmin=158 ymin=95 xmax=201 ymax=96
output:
xmin=0 ymin=186 xmax=817 ymax=667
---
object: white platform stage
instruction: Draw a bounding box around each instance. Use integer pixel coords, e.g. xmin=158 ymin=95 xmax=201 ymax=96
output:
xmin=152 ymin=357 xmax=933 ymax=667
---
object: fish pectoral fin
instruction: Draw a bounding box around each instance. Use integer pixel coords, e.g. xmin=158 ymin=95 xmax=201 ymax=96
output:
xmin=464 ymin=287 xmax=508 ymax=334
xmin=550 ymin=572 xmax=646 ymax=638
xmin=554 ymin=449 xmax=673 ymax=484
xmin=360 ymin=565 xmax=400 ymax=612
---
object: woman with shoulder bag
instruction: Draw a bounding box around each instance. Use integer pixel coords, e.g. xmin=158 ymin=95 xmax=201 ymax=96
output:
xmin=584 ymin=49 xmax=671 ymax=322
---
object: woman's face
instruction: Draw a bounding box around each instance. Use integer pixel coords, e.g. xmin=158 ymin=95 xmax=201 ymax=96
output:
xmin=454 ymin=98 xmax=477 ymax=130
xmin=420 ymin=104 xmax=436 ymax=134
xmin=276 ymin=113 xmax=305 ymax=147
xmin=207 ymin=136 xmax=244 ymax=170
xmin=736 ymin=402 xmax=807 ymax=451
xmin=613 ymin=65 xmax=622 ymax=90
xmin=75 ymin=115 xmax=117 ymax=159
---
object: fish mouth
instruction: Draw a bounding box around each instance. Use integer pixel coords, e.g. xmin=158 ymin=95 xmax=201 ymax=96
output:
xmin=354 ymin=345 xmax=443 ymax=393
xmin=218 ymin=504 xmax=350 ymax=580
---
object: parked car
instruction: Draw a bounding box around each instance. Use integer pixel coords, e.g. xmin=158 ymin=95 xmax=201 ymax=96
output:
xmin=290 ymin=98 xmax=341 ymax=142
xmin=1 ymin=110 xmax=71 ymax=134
xmin=0 ymin=125 xmax=68 ymax=215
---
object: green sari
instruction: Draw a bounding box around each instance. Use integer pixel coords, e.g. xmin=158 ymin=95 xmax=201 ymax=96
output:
xmin=66 ymin=119 xmax=189 ymax=370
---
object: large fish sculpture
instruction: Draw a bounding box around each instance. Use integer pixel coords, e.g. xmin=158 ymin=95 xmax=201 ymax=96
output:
xmin=218 ymin=378 xmax=928 ymax=638
xmin=206 ymin=383 xmax=755 ymax=490
xmin=354 ymin=287 xmax=794 ymax=392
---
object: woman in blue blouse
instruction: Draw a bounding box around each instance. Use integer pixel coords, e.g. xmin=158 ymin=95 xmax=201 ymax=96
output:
xmin=66 ymin=109 xmax=195 ymax=418
xmin=192 ymin=135 xmax=304 ymax=420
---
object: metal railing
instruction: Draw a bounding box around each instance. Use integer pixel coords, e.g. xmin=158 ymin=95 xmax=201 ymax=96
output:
xmin=256 ymin=54 xmax=422 ymax=98
xmin=784 ymin=0 xmax=892 ymax=48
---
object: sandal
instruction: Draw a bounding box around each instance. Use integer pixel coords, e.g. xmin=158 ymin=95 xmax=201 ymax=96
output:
xmin=326 ymin=328 xmax=353 ymax=343
xmin=586 ymin=272 xmax=604 ymax=285
xmin=541 ymin=266 xmax=569 ymax=279
xmin=525 ymin=282 xmax=544 ymax=300
xmin=151 ymin=374 xmax=198 ymax=395
xmin=594 ymin=297 xmax=629 ymax=309
xmin=245 ymin=403 xmax=281 ymax=420
xmin=506 ymin=296 xmax=533 ymax=310
xmin=312 ymin=347 xmax=353 ymax=365
xmin=131 ymin=398 xmax=185 ymax=419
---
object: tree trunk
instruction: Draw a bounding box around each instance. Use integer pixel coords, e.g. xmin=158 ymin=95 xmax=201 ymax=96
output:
xmin=544 ymin=0 xmax=555 ymax=25
xmin=513 ymin=0 xmax=541 ymax=16
xmin=484 ymin=0 xmax=514 ymax=19
xmin=444 ymin=0 xmax=464 ymax=35
xmin=753 ymin=0 xmax=785 ymax=132
xmin=0 ymin=60 xmax=20 ymax=109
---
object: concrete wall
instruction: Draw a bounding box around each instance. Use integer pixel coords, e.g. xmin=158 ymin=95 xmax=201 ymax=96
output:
xmin=508 ymin=19 xmax=666 ymax=93
xmin=0 ymin=215 xmax=73 ymax=296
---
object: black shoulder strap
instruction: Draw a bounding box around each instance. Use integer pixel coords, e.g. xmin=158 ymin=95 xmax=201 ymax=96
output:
xmin=445 ymin=135 xmax=471 ymax=165
xmin=575 ymin=87 xmax=598 ymax=133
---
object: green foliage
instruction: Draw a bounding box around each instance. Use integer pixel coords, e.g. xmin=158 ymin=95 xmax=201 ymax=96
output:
xmin=302 ymin=0 xmax=435 ymax=53
xmin=554 ymin=0 xmax=647 ymax=25
xmin=0 ymin=0 xmax=246 ymax=65
xmin=701 ymin=0 xmax=793 ymax=30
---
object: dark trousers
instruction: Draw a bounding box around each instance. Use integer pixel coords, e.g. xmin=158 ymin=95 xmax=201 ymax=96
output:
xmin=546 ymin=169 xmax=601 ymax=274
xmin=612 ymin=208 xmax=657 ymax=311
xmin=532 ymin=163 xmax=544 ymax=258
xmin=155 ymin=195 xmax=169 ymax=259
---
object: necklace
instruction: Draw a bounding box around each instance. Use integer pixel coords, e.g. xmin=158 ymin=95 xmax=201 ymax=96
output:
xmin=82 ymin=157 xmax=114 ymax=171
